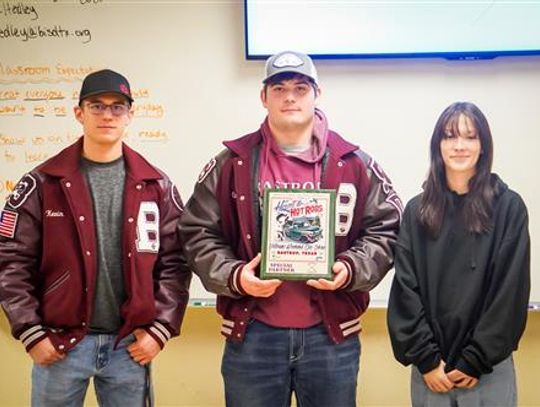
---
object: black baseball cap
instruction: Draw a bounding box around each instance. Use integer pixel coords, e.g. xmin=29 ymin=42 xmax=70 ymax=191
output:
xmin=79 ymin=69 xmax=134 ymax=104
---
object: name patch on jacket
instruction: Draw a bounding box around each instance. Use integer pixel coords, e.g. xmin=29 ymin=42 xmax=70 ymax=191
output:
xmin=45 ymin=210 xmax=65 ymax=218
xmin=8 ymin=174 xmax=37 ymax=209
xmin=136 ymin=201 xmax=160 ymax=253
xmin=0 ymin=209 xmax=19 ymax=238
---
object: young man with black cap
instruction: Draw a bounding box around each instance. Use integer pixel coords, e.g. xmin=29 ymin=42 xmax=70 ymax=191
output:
xmin=0 ymin=69 xmax=191 ymax=406
xmin=179 ymin=51 xmax=402 ymax=406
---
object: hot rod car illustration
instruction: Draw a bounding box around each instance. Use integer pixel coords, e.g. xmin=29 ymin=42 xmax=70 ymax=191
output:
xmin=282 ymin=216 xmax=322 ymax=243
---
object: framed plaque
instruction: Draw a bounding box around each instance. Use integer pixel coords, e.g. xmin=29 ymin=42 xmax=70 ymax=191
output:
xmin=260 ymin=189 xmax=336 ymax=280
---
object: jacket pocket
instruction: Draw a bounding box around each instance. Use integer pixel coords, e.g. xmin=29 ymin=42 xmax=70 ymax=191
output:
xmin=43 ymin=270 xmax=71 ymax=297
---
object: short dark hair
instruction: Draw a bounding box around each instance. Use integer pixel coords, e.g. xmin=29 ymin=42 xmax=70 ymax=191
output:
xmin=263 ymin=72 xmax=318 ymax=95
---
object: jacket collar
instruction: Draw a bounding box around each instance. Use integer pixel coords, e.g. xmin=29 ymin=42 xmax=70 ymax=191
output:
xmin=223 ymin=131 xmax=262 ymax=159
xmin=326 ymin=131 xmax=358 ymax=158
xmin=39 ymin=137 xmax=162 ymax=181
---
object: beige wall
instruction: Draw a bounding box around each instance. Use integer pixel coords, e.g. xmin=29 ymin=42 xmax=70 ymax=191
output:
xmin=1 ymin=309 xmax=539 ymax=406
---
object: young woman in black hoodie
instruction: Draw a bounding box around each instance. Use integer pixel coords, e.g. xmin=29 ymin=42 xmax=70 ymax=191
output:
xmin=388 ymin=102 xmax=530 ymax=406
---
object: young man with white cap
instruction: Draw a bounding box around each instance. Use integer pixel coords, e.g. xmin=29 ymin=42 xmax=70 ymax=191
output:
xmin=179 ymin=51 xmax=402 ymax=406
xmin=0 ymin=69 xmax=191 ymax=406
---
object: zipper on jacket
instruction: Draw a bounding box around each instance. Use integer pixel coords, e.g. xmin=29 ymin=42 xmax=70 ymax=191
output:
xmin=43 ymin=270 xmax=71 ymax=296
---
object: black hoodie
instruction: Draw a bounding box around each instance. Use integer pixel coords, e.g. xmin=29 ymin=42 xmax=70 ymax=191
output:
xmin=387 ymin=174 xmax=530 ymax=378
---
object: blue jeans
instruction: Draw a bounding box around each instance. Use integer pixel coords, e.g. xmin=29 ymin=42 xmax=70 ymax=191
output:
xmin=32 ymin=334 xmax=149 ymax=407
xmin=222 ymin=320 xmax=360 ymax=407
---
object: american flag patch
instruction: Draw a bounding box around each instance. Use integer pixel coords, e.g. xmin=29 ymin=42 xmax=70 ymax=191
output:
xmin=0 ymin=209 xmax=19 ymax=238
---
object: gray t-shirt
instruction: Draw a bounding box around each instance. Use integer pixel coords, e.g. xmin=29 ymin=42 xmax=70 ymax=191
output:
xmin=81 ymin=156 xmax=126 ymax=333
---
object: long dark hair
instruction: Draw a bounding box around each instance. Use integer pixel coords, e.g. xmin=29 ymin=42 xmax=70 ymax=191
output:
xmin=419 ymin=102 xmax=495 ymax=237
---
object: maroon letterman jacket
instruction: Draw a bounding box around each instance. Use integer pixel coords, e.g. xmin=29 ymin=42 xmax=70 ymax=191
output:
xmin=0 ymin=139 xmax=191 ymax=353
xmin=179 ymin=128 xmax=402 ymax=344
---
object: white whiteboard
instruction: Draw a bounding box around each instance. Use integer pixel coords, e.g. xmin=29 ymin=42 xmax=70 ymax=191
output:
xmin=1 ymin=1 xmax=538 ymax=304
xmin=246 ymin=1 xmax=540 ymax=57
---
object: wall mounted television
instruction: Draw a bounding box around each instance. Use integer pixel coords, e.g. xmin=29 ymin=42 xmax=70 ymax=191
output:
xmin=244 ymin=1 xmax=540 ymax=60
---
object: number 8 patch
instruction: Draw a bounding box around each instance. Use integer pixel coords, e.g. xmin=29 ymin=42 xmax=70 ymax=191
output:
xmin=136 ymin=202 xmax=160 ymax=253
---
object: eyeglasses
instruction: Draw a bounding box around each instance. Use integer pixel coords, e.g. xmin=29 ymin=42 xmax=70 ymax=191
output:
xmin=84 ymin=102 xmax=130 ymax=117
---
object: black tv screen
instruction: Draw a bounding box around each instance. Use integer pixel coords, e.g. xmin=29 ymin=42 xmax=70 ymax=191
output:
xmin=245 ymin=1 xmax=540 ymax=60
